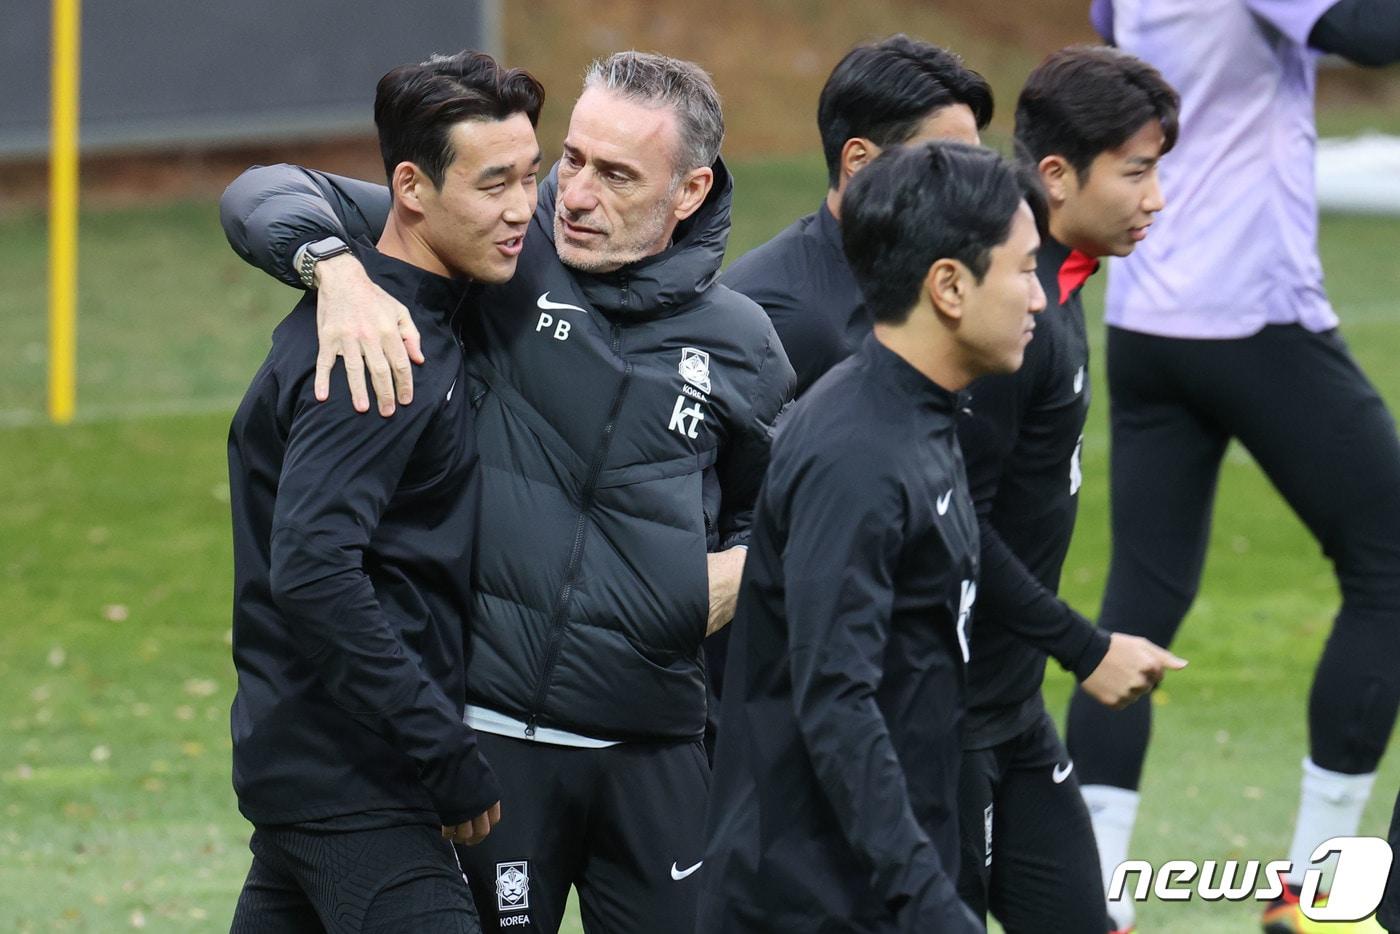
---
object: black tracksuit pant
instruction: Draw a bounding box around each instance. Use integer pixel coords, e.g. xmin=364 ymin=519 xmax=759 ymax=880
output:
xmin=1068 ymin=324 xmax=1400 ymax=788
xmin=958 ymin=712 xmax=1111 ymax=933
xmin=454 ymin=732 xmax=708 ymax=934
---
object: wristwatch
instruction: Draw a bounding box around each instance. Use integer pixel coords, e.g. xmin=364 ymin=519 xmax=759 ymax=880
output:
xmin=296 ymin=236 xmax=350 ymax=290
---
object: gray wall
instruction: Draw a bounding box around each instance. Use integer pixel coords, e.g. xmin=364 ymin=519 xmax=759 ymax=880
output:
xmin=2 ymin=1 xmax=498 ymax=156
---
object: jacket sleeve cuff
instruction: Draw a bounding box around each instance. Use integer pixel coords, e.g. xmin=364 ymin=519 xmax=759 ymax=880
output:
xmin=1066 ymin=619 xmax=1113 ymax=682
xmin=720 ymin=528 xmax=752 ymax=550
xmin=426 ymin=739 xmax=503 ymax=828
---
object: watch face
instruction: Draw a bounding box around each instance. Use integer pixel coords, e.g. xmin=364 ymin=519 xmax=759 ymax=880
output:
xmin=308 ymin=237 xmax=348 ymax=260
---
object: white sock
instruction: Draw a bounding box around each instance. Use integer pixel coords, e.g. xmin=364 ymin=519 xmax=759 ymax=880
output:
xmin=1082 ymin=783 xmax=1141 ymax=930
xmin=1284 ymin=757 xmax=1376 ymax=891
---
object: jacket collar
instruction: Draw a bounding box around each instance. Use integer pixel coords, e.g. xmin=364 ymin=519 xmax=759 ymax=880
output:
xmin=815 ymin=198 xmax=843 ymax=256
xmin=1037 ymin=236 xmax=1100 ymax=306
xmin=859 ymin=333 xmax=962 ymax=415
xmin=352 ymin=237 xmax=471 ymax=321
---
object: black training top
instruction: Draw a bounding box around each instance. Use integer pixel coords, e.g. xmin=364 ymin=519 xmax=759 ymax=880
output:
xmin=227 ymin=242 xmax=499 ymax=828
xmin=726 ymin=208 xmax=1112 ymax=748
xmin=699 ymin=335 xmax=982 ymax=933
xmin=721 ymin=201 xmax=869 ymax=398
xmin=958 ymin=237 xmax=1112 ymax=749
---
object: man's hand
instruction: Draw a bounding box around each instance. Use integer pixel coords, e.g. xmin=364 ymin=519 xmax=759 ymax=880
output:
xmin=706 ymin=546 xmax=748 ymax=637
xmin=442 ymin=800 xmax=501 ymax=847
xmin=313 ymin=253 xmax=424 ymax=416
xmin=1080 ymin=633 xmax=1187 ymax=710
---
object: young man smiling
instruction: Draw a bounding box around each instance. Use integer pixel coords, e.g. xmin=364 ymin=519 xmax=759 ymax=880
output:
xmin=221 ymin=51 xmax=793 ymax=934
xmin=226 ymin=51 xmax=542 ymax=933
xmin=700 ymin=140 xmax=1045 ymax=934
xmin=951 ymin=46 xmax=1185 ymax=934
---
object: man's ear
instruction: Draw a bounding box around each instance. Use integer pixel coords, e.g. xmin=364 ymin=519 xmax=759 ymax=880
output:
xmin=392 ymin=161 xmax=432 ymax=217
xmin=673 ymin=165 xmax=714 ymax=222
xmin=840 ymin=137 xmax=879 ymax=185
xmin=925 ymin=258 xmax=966 ymax=322
xmin=1037 ymin=154 xmax=1075 ymax=206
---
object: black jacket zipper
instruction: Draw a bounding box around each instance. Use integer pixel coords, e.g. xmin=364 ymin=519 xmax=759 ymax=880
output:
xmin=525 ymin=320 xmax=631 ymax=736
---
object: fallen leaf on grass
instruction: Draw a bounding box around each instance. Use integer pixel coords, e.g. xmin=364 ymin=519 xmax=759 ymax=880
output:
xmin=47 ymin=646 xmax=66 ymax=668
xmin=180 ymin=741 xmax=205 ymax=758
xmin=102 ymin=604 xmax=129 ymax=622
xmin=90 ymin=745 xmax=111 ymax=764
xmin=182 ymin=678 xmax=217 ymax=698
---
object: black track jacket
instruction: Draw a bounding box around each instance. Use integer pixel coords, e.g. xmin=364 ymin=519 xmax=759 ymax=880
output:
xmin=725 ymin=212 xmax=1111 ymax=747
xmin=699 ymin=335 xmax=982 ymax=934
xmin=221 ymin=160 xmax=794 ymax=743
xmin=228 ymin=243 xmax=499 ymax=827
xmin=959 ymin=238 xmax=1111 ymax=746
xmin=722 ymin=201 xmax=867 ymax=398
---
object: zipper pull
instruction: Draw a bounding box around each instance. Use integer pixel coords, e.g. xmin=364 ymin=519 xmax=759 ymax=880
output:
xmin=524 ymin=714 xmax=537 ymax=738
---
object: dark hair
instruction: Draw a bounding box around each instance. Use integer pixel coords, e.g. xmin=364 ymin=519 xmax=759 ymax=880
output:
xmin=1014 ymin=45 xmax=1179 ymax=178
xmin=375 ymin=50 xmax=545 ymax=188
xmin=841 ymin=142 xmax=1041 ymax=325
xmin=818 ymin=34 xmax=994 ymax=189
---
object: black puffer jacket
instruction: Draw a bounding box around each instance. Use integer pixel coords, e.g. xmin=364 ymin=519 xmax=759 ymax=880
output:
xmin=221 ymin=158 xmax=795 ymax=742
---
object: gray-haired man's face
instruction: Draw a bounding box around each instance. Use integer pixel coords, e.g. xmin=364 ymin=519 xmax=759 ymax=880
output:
xmin=553 ymin=87 xmax=693 ymax=273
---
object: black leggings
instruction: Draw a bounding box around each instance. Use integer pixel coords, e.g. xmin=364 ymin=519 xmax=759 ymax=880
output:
xmin=1381 ymin=786 xmax=1400 ymax=930
xmin=1067 ymin=325 xmax=1400 ymax=788
xmin=231 ymin=821 xmax=479 ymax=933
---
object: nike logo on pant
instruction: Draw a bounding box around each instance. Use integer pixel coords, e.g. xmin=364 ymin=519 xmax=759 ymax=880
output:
xmin=1052 ymin=761 xmax=1074 ymax=784
xmin=670 ymin=861 xmax=702 ymax=881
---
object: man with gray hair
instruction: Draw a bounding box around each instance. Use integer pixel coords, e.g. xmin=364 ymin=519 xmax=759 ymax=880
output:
xmin=220 ymin=50 xmax=794 ymax=934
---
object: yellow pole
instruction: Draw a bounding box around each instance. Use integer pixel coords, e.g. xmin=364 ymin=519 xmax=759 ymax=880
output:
xmin=48 ymin=0 xmax=80 ymax=424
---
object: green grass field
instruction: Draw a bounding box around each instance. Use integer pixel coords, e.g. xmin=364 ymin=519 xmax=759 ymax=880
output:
xmin=3 ymin=153 xmax=1400 ymax=932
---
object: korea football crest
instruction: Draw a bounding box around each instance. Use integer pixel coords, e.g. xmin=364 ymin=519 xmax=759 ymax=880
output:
xmin=496 ymin=860 xmax=529 ymax=914
xmin=679 ymin=347 xmax=712 ymax=393
xmin=669 ymin=347 xmax=712 ymax=439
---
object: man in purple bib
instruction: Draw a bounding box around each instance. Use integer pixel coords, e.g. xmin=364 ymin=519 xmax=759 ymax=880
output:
xmin=1066 ymin=3 xmax=1400 ymax=932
